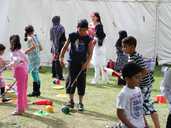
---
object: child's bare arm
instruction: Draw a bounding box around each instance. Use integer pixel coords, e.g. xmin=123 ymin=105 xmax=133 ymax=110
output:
xmin=117 ymin=109 xmax=137 ymax=128
xmin=82 ymin=40 xmax=94 ymax=70
xmin=59 ymin=40 xmax=70 ymax=66
xmin=25 ymin=41 xmax=36 ymax=54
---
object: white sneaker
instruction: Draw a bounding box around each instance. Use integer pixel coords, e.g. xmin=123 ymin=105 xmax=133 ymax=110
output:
xmin=91 ymin=79 xmax=97 ymax=85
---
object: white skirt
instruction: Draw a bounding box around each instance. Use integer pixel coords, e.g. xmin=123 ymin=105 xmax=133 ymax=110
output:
xmin=92 ymin=40 xmax=106 ymax=66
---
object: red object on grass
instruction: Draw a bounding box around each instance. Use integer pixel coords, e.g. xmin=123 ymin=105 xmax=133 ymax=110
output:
xmin=112 ymin=70 xmax=121 ymax=78
xmin=33 ymin=99 xmax=53 ymax=105
xmin=53 ymin=79 xmax=61 ymax=85
xmin=154 ymin=95 xmax=167 ymax=104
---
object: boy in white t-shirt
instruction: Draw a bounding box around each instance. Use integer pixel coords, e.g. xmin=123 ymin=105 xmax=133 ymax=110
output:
xmin=116 ymin=63 xmax=145 ymax=128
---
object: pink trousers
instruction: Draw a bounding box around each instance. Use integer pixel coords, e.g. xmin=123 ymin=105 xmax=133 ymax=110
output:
xmin=14 ymin=65 xmax=28 ymax=113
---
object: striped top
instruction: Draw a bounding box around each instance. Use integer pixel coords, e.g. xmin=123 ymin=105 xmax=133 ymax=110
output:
xmin=129 ymin=52 xmax=152 ymax=88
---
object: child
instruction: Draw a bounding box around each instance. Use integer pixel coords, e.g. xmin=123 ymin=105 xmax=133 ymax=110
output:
xmin=50 ymin=16 xmax=66 ymax=80
xmin=116 ymin=62 xmax=145 ymax=128
xmin=9 ymin=35 xmax=28 ymax=115
xmin=115 ymin=31 xmax=128 ymax=85
xmin=160 ymin=68 xmax=171 ymax=128
xmin=115 ymin=30 xmax=128 ymax=72
xmin=24 ymin=25 xmax=41 ymax=97
xmin=122 ymin=36 xmax=160 ymax=128
xmin=59 ymin=19 xmax=93 ymax=111
xmin=89 ymin=12 xmax=108 ymax=84
xmin=0 ymin=44 xmax=11 ymax=102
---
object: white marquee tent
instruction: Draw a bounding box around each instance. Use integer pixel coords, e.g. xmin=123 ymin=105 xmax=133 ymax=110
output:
xmin=0 ymin=0 xmax=171 ymax=65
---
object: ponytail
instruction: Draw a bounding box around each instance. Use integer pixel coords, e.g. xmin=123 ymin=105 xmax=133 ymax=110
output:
xmin=24 ymin=33 xmax=28 ymax=41
xmin=24 ymin=25 xmax=34 ymax=42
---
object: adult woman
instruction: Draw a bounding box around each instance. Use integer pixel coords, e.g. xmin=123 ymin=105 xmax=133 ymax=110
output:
xmin=89 ymin=12 xmax=107 ymax=84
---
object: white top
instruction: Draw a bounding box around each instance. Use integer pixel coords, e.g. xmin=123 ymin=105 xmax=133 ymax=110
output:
xmin=116 ymin=86 xmax=145 ymax=128
xmin=91 ymin=38 xmax=106 ymax=66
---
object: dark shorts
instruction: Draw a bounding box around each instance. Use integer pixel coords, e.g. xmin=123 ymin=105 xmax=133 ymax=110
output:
xmin=166 ymin=113 xmax=171 ymax=128
xmin=66 ymin=62 xmax=86 ymax=96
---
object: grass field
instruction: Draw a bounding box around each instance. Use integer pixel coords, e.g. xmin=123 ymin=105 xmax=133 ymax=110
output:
xmin=0 ymin=66 xmax=168 ymax=128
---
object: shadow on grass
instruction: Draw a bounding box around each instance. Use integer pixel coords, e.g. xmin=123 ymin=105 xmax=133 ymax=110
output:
xmin=22 ymin=112 xmax=69 ymax=128
xmin=0 ymin=102 xmax=44 ymax=112
xmin=88 ymin=82 xmax=123 ymax=89
xmin=0 ymin=120 xmax=21 ymax=128
xmin=0 ymin=102 xmax=16 ymax=107
xmin=79 ymin=109 xmax=117 ymax=122
xmin=0 ymin=121 xmax=4 ymax=128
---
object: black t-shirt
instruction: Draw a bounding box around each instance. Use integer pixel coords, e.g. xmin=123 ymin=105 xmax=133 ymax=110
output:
xmin=68 ymin=32 xmax=92 ymax=64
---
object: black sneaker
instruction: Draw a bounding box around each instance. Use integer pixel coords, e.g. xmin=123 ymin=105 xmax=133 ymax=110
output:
xmin=28 ymin=92 xmax=37 ymax=97
xmin=60 ymin=77 xmax=65 ymax=81
xmin=2 ymin=97 xmax=11 ymax=102
xmin=28 ymin=92 xmax=40 ymax=97
xmin=65 ymin=101 xmax=74 ymax=109
xmin=58 ymin=76 xmax=65 ymax=81
xmin=78 ymin=103 xmax=84 ymax=111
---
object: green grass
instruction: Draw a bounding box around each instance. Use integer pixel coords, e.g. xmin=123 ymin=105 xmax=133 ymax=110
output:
xmin=0 ymin=66 xmax=168 ymax=128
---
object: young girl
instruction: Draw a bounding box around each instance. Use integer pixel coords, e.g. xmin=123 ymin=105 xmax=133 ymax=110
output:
xmin=90 ymin=12 xmax=108 ymax=84
xmin=0 ymin=44 xmax=11 ymax=102
xmin=9 ymin=35 xmax=28 ymax=115
xmin=24 ymin=25 xmax=41 ymax=97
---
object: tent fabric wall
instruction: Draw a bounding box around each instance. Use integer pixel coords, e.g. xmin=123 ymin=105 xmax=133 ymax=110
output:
xmin=0 ymin=0 xmax=170 ymax=65
xmin=158 ymin=3 xmax=171 ymax=65
xmin=0 ymin=0 xmax=10 ymax=53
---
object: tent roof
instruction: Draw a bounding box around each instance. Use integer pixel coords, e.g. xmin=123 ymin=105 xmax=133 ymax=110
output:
xmin=92 ymin=0 xmax=169 ymax=2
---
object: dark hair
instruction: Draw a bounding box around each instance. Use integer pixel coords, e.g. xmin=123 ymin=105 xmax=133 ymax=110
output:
xmin=119 ymin=30 xmax=127 ymax=39
xmin=122 ymin=62 xmax=142 ymax=79
xmin=52 ymin=16 xmax=60 ymax=25
xmin=0 ymin=44 xmax=6 ymax=52
xmin=122 ymin=36 xmax=137 ymax=47
xmin=115 ymin=30 xmax=128 ymax=49
xmin=77 ymin=19 xmax=88 ymax=29
xmin=24 ymin=25 xmax=34 ymax=41
xmin=93 ymin=12 xmax=102 ymax=24
xmin=10 ymin=35 xmax=21 ymax=51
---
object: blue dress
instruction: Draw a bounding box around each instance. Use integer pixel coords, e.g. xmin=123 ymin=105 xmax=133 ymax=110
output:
xmin=27 ymin=35 xmax=40 ymax=72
